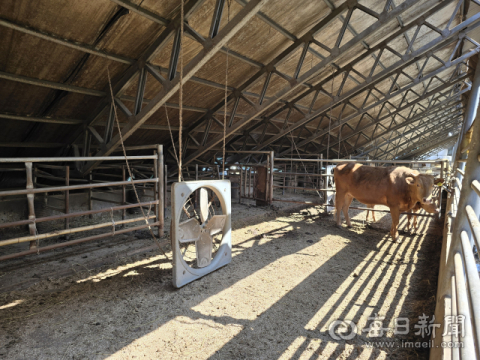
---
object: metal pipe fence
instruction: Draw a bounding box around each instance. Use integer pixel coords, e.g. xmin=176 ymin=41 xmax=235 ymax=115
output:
xmin=430 ymin=63 xmax=480 ymax=360
xmin=272 ymin=156 xmax=445 ymax=218
xmin=0 ymin=145 xmax=165 ymax=261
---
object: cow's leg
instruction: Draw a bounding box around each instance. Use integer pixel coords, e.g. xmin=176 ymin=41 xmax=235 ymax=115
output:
xmin=413 ymin=215 xmax=418 ymax=233
xmin=390 ymin=207 xmax=400 ymax=242
xmin=366 ymin=209 xmax=370 ymax=221
xmin=335 ymin=191 xmax=346 ymax=227
xmin=372 ymin=208 xmax=376 ymax=222
xmin=343 ymin=195 xmax=353 ymax=228
xmin=406 ymin=213 xmax=412 ymax=232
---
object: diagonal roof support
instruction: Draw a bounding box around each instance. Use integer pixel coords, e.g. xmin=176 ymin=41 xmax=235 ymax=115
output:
xmin=82 ymin=0 xmax=271 ymax=174
xmin=379 ymin=117 xmax=462 ymax=158
xmin=273 ymin=23 xmax=480 ymax=155
xmin=379 ymin=124 xmax=462 ymax=159
xmin=354 ymin=96 xmax=466 ymax=154
xmin=397 ymin=134 xmax=459 ymax=160
xmin=228 ymin=0 xmax=478 ymax=162
xmin=302 ymin=74 xmax=470 ymax=156
xmin=65 ymin=0 xmax=206 ymax=152
xmin=354 ymin=106 xmax=464 ymax=157
xmin=182 ymin=0 xmax=428 ymax=166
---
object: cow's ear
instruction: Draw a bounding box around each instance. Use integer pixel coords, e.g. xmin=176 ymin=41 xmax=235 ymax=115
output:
xmin=406 ymin=174 xmax=416 ymax=185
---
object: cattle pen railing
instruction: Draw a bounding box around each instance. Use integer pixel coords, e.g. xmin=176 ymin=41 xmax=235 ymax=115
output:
xmin=430 ymin=134 xmax=480 ymax=354
xmin=271 ymin=157 xmax=447 ymax=219
xmin=0 ymin=145 xmax=165 ymax=261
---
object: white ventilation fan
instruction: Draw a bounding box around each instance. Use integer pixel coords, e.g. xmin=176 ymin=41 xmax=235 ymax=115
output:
xmin=171 ymin=180 xmax=231 ymax=288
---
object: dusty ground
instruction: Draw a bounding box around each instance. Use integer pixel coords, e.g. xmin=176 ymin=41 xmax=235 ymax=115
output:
xmin=0 ymin=190 xmax=443 ymax=360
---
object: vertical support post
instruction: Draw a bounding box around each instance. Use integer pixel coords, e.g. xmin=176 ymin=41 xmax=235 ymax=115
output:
xmin=303 ymin=163 xmax=307 ymax=192
xmin=248 ymin=168 xmax=252 ymax=199
xmin=244 ymin=166 xmax=247 ymax=198
xmin=294 ymin=164 xmax=297 ymax=194
xmin=158 ymin=145 xmax=164 ymax=236
xmin=154 ymin=154 xmax=158 ymax=229
xmin=164 ymin=165 xmax=168 ymax=215
xmin=122 ymin=166 xmax=126 ymax=221
xmin=25 ymin=162 xmax=36 ymax=250
xmin=217 ymin=165 xmax=220 ymax=179
xmin=253 ymin=167 xmax=257 ymax=200
xmin=195 ymin=163 xmax=199 ymax=208
xmin=88 ymin=172 xmax=93 ymax=218
xmin=440 ymin=160 xmax=444 ymax=179
xmin=264 ymin=156 xmax=268 ymax=202
xmin=239 ymin=166 xmax=243 ymax=204
xmin=65 ymin=165 xmax=70 ymax=240
xmin=282 ymin=164 xmax=286 ymax=196
xmin=320 ymin=153 xmax=323 ymax=190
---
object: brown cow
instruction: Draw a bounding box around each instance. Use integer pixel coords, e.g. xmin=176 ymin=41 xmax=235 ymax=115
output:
xmin=333 ymin=163 xmax=440 ymax=242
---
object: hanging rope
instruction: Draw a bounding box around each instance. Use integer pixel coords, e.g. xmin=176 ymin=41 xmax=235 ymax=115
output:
xmin=222 ymin=0 xmax=232 ymax=180
xmin=164 ymin=104 xmax=181 ymax=178
xmin=106 ymin=68 xmax=169 ymax=260
xmin=178 ymin=0 xmax=184 ymax=182
xmin=338 ymin=72 xmax=345 ymax=159
xmin=326 ymin=65 xmax=335 ymax=161
xmin=286 ymin=128 xmax=322 ymax=200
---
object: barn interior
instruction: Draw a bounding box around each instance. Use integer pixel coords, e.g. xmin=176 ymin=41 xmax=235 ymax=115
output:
xmin=1 ymin=0 xmax=480 ymax=359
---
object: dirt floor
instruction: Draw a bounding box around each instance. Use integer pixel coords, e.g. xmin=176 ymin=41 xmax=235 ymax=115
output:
xmin=0 ymin=190 xmax=443 ymax=360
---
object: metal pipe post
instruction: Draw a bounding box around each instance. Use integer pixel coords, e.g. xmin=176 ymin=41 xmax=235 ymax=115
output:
xmin=25 ymin=162 xmax=36 ymax=249
xmin=65 ymin=165 xmax=70 ymax=240
xmin=239 ymin=166 xmax=243 ymax=204
xmin=158 ymin=145 xmax=164 ymax=236
xmin=164 ymin=165 xmax=167 ymax=212
xmin=88 ymin=172 xmax=93 ymax=218
xmin=122 ymin=166 xmax=126 ymax=221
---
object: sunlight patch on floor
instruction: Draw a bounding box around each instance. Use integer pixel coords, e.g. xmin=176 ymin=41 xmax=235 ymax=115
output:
xmin=191 ymin=235 xmax=346 ymax=320
xmin=305 ymin=223 xmax=430 ymax=337
xmin=279 ymin=336 xmax=389 ymax=359
xmin=107 ymin=316 xmax=243 ymax=360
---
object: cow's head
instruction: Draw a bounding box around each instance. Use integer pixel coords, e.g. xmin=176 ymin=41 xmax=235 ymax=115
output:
xmin=406 ymin=173 xmax=440 ymax=212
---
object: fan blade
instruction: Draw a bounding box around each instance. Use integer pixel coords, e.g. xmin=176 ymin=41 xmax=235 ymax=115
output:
xmin=199 ymin=188 xmax=209 ymax=223
xmin=178 ymin=218 xmax=201 ymax=243
xmin=205 ymin=215 xmax=226 ymax=236
xmin=196 ymin=232 xmax=213 ymax=268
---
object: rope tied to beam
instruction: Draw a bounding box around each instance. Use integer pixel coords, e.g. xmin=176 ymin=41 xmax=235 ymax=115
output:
xmin=106 ymin=67 xmax=169 ymax=261
xmin=178 ymin=0 xmax=184 ymax=183
xmin=222 ymin=0 xmax=232 ymax=180
xmin=326 ymin=64 xmax=334 ymax=161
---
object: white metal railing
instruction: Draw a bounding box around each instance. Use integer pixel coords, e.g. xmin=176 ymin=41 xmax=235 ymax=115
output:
xmin=430 ymin=65 xmax=480 ymax=359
